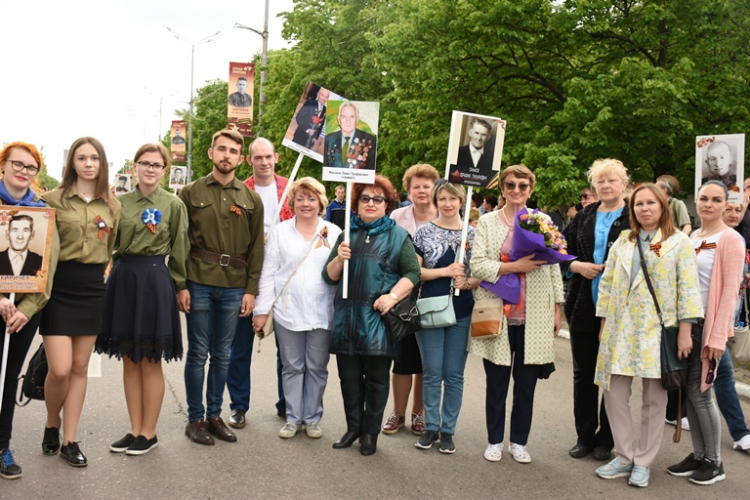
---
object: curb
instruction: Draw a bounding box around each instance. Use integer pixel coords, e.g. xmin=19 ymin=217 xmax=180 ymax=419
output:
xmin=557 ymin=329 xmax=750 ymax=399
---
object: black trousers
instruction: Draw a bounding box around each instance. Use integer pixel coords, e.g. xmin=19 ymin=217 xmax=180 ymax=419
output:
xmin=336 ymin=354 xmax=392 ymax=435
xmin=0 ymin=313 xmax=42 ymax=449
xmin=570 ymin=328 xmax=613 ymax=450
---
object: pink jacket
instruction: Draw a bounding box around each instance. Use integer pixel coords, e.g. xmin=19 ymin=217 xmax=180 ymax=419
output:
xmin=700 ymin=229 xmax=745 ymax=392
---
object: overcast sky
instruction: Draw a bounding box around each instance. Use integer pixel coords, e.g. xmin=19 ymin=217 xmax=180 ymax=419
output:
xmin=0 ymin=0 xmax=295 ymax=180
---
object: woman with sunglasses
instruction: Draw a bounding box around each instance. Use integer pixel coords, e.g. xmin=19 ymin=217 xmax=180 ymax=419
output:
xmin=563 ymin=159 xmax=630 ymax=462
xmin=95 ymin=144 xmax=187 ymax=455
xmin=0 ymin=143 xmax=59 ymax=480
xmin=469 ymin=165 xmax=564 ymax=464
xmin=666 ymin=180 xmax=744 ymax=485
xmin=323 ymin=175 xmax=420 ymax=456
xmin=595 ymin=183 xmax=702 ymax=488
xmin=41 ymin=137 xmax=120 ymax=467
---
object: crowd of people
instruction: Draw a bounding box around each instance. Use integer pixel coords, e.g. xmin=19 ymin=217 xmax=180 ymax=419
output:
xmin=0 ymin=134 xmax=748 ymax=490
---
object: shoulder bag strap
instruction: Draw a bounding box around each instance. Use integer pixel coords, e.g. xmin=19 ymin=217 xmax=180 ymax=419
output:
xmin=272 ymin=233 xmax=320 ymax=312
xmin=636 ymin=238 xmax=665 ymax=327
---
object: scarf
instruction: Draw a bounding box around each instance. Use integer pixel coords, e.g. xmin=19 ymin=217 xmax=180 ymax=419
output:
xmin=350 ymin=214 xmax=396 ymax=239
xmin=0 ymin=181 xmax=46 ymax=207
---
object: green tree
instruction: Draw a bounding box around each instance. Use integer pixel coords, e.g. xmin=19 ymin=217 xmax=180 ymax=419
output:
xmin=35 ymin=147 xmax=60 ymax=191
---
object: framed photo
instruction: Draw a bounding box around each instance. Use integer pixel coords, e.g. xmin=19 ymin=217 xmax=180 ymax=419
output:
xmin=282 ymin=82 xmax=344 ymax=163
xmin=0 ymin=206 xmax=56 ymax=294
xmin=169 ymin=166 xmax=186 ymax=190
xmin=322 ymin=100 xmax=380 ymax=184
xmin=695 ymin=134 xmax=745 ymax=204
xmin=114 ymin=173 xmax=132 ymax=195
xmin=446 ymin=111 xmax=506 ymax=188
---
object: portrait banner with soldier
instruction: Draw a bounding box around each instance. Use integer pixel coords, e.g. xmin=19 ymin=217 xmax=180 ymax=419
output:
xmin=695 ymin=133 xmax=745 ymax=204
xmin=0 ymin=207 xmax=55 ymax=294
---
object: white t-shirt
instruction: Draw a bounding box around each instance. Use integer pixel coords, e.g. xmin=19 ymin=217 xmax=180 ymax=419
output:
xmin=692 ymin=229 xmax=726 ymax=311
xmin=255 ymin=181 xmax=279 ymax=233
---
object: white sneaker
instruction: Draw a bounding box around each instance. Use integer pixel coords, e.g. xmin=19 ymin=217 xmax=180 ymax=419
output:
xmin=508 ymin=443 xmax=531 ymax=464
xmin=278 ymin=422 xmax=299 ymax=439
xmin=681 ymin=417 xmax=690 ymax=432
xmin=305 ymin=422 xmax=323 ymax=439
xmin=484 ymin=443 xmax=503 ymax=462
xmin=733 ymin=434 xmax=750 ymax=451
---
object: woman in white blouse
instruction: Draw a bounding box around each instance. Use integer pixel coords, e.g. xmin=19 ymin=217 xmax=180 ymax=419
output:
xmin=253 ymin=177 xmax=342 ymax=440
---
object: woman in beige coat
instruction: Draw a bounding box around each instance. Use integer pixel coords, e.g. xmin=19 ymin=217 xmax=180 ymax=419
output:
xmin=469 ymin=165 xmax=564 ymax=464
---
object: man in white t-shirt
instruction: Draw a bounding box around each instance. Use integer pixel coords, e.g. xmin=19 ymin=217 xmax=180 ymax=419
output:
xmin=227 ymin=138 xmax=293 ymax=429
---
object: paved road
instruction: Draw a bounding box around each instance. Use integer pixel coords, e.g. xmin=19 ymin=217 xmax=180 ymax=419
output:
xmin=4 ymin=320 xmax=750 ymax=499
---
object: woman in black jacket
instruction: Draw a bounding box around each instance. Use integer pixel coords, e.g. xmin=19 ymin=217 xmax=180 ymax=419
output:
xmin=564 ymin=159 xmax=630 ymax=461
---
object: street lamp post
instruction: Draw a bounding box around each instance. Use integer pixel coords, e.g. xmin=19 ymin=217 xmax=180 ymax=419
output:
xmin=235 ymin=0 xmax=270 ymax=131
xmin=166 ymin=27 xmax=221 ymax=183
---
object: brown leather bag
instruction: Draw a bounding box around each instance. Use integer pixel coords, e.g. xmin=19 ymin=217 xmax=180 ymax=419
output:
xmin=470 ymin=298 xmax=503 ymax=338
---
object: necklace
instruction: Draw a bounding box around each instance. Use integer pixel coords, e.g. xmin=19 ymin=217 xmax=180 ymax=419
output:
xmin=501 ymin=206 xmax=525 ymax=225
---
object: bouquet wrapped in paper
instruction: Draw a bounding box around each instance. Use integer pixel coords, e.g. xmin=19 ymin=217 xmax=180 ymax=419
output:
xmin=481 ymin=208 xmax=575 ymax=304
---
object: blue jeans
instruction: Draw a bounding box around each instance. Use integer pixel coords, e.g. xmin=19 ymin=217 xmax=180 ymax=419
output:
xmin=714 ymin=345 xmax=750 ymax=442
xmin=416 ymin=315 xmax=471 ymax=435
xmin=184 ymin=281 xmax=244 ymax=422
xmin=227 ymin=316 xmax=286 ymax=413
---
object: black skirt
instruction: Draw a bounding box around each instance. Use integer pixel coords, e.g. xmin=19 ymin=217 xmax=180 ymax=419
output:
xmin=96 ymin=255 xmax=183 ymax=362
xmin=40 ymin=260 xmax=106 ymax=336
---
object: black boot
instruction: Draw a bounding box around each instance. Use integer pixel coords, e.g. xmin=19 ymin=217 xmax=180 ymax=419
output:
xmin=332 ymin=431 xmax=361 ymax=449
xmin=360 ymin=434 xmax=378 ymax=456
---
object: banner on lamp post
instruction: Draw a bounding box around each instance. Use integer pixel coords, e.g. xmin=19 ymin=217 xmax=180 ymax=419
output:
xmin=170 ymin=120 xmax=187 ymax=163
xmin=227 ymin=62 xmax=254 ymax=137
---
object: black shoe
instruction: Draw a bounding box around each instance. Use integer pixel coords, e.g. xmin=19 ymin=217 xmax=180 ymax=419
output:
xmin=332 ymin=431 xmax=361 ymax=449
xmin=593 ymin=446 xmax=612 ymax=461
xmin=42 ymin=426 xmax=60 ymax=455
xmin=360 ymin=434 xmax=378 ymax=456
xmin=568 ymin=444 xmax=592 ymax=459
xmin=415 ymin=430 xmax=440 ymax=450
xmin=688 ymin=457 xmax=725 ymax=485
xmin=228 ymin=409 xmax=246 ymax=429
xmin=0 ymin=448 xmax=22 ymax=480
xmin=60 ymin=442 xmax=88 ymax=467
xmin=667 ymin=452 xmax=702 ymax=477
xmin=439 ymin=433 xmax=456 ymax=454
xmin=125 ymin=436 xmax=159 ymax=456
xmin=110 ymin=433 xmax=136 ymax=453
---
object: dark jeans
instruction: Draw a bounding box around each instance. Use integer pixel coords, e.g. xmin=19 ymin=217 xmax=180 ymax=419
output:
xmin=714 ymin=345 xmax=750 ymax=442
xmin=484 ymin=324 xmax=540 ymax=446
xmin=0 ymin=313 xmax=42 ymax=449
xmin=569 ymin=328 xmax=613 ymax=450
xmin=336 ymin=354 xmax=392 ymax=435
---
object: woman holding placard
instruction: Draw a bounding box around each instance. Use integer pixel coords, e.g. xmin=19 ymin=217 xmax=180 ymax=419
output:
xmin=383 ymin=163 xmax=439 ymax=437
xmin=0 ymin=142 xmax=59 ymax=480
xmin=469 ymin=165 xmax=564 ymax=464
xmin=40 ymin=137 xmax=120 ymax=467
xmin=323 ymin=175 xmax=420 ymax=456
xmin=412 ymin=182 xmax=476 ymax=454
xmin=95 ymin=143 xmax=187 ymax=456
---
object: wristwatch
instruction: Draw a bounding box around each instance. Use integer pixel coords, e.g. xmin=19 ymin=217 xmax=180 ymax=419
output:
xmin=389 ymin=292 xmax=398 ymax=300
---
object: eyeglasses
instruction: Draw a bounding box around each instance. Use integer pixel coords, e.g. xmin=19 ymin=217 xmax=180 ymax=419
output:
xmin=6 ymin=160 xmax=40 ymax=176
xmin=504 ymin=181 xmax=530 ymax=192
xmin=135 ymin=161 xmax=166 ymax=171
xmin=580 ymin=193 xmax=595 ymax=200
xmin=705 ymin=358 xmax=717 ymax=384
xmin=359 ymin=195 xmax=385 ymax=205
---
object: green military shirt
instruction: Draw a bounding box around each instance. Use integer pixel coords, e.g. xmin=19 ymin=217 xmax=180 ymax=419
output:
xmin=0 ymin=191 xmax=61 ymax=319
xmin=114 ymin=187 xmax=189 ymax=290
xmin=43 ymin=185 xmax=121 ymax=265
xmin=178 ymin=173 xmax=264 ymax=295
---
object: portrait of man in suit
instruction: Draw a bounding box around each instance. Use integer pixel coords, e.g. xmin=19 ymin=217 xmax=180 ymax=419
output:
xmin=456 ymin=118 xmax=495 ymax=177
xmin=228 ymin=77 xmax=252 ymax=108
xmin=171 ymin=167 xmax=185 ymax=186
xmin=0 ymin=215 xmax=43 ymax=277
xmin=323 ymin=102 xmax=377 ymax=170
xmin=115 ymin=175 xmax=130 ymax=193
xmin=292 ymin=86 xmax=330 ymax=150
xmin=701 ymin=140 xmax=737 ymax=191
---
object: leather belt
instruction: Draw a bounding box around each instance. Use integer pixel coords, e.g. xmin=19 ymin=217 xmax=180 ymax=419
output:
xmin=189 ymin=247 xmax=248 ymax=269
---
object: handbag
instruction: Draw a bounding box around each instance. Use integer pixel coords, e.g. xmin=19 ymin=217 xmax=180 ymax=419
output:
xmin=256 ymin=233 xmax=321 ymax=351
xmin=637 ymin=241 xmax=687 ymax=442
xmin=17 ymin=342 xmax=47 ymax=406
xmin=470 ymin=298 xmax=503 ymax=338
xmin=729 ymin=295 xmax=750 ymax=363
xmin=636 ymin=241 xmax=688 ymax=391
xmin=416 ymin=251 xmax=459 ymax=329
xmin=383 ymin=288 xmax=421 ymax=343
